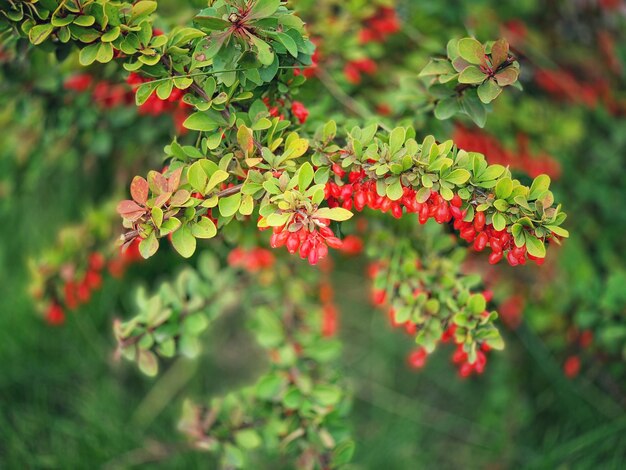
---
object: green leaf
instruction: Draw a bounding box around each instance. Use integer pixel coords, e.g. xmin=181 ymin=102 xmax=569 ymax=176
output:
xmin=480 ymin=164 xmax=506 ymax=181
xmin=78 ymin=43 xmax=99 ymax=66
xmin=188 ymin=161 xmax=208 ymax=193
xmin=156 ymin=79 xmax=173 ymax=100
xmin=29 ymin=24 xmax=53 ymax=45
xmin=416 ymin=187 xmax=431 ymax=203
xmin=545 ymin=225 xmax=569 ymax=238
xmin=218 ymin=193 xmax=242 ymax=217
xmin=468 ymin=294 xmax=486 ymax=315
xmin=419 ymin=59 xmax=454 ymax=77
xmin=495 ymin=177 xmax=513 ymax=199
xmin=191 ymin=217 xmax=217 ymax=239
xmin=138 ymin=232 xmax=159 ymax=259
xmin=137 ymin=350 xmax=158 ymax=377
xmin=477 ymin=79 xmax=502 ymax=104
xmin=101 ymin=26 xmax=121 ymax=42
xmin=235 ymin=429 xmax=262 ymax=450
xmin=250 ymin=35 xmax=274 ymax=65
xmin=171 ymin=225 xmax=196 ymax=258
xmin=132 ymin=1 xmax=157 ymax=20
xmin=458 ymin=65 xmax=486 ymax=84
xmin=314 ymin=207 xmax=353 ymax=221
xmin=266 ymin=212 xmax=291 ymax=227
xmin=96 ymin=42 xmax=114 ymax=63
xmin=193 ymin=14 xmax=230 ymax=31
xmin=386 ymin=180 xmax=403 ymax=201
xmin=434 ymin=98 xmax=459 ymax=120
xmin=446 ymin=169 xmax=471 ymax=185
xmin=183 ymin=112 xmax=222 ymax=132
xmin=135 ymin=82 xmax=157 ymax=106
xmin=237 ymin=125 xmax=254 ymax=157
xmin=276 ymin=32 xmax=298 ymax=57
xmin=239 ymin=194 xmax=254 ymax=215
xmin=311 ymin=384 xmax=342 ymax=406
xmin=492 ymin=212 xmax=506 ymax=231
xmin=206 ymin=170 xmax=229 ymax=193
xmin=249 ymin=0 xmax=281 ymax=19
xmin=160 ymin=217 xmax=182 ymax=236
xmin=457 ymin=38 xmax=485 ymax=65
xmin=525 ymin=234 xmax=546 ymax=258
xmin=298 ymin=162 xmax=314 ymax=191
xmin=151 ymin=206 xmax=164 ymax=228
xmin=256 ymin=373 xmax=283 ymax=399
xmin=461 ymin=93 xmax=487 ymax=128
xmin=389 ymin=127 xmax=406 ymax=154
xmin=529 ymin=175 xmax=551 ymax=200
xmin=332 ymin=441 xmax=356 ymax=467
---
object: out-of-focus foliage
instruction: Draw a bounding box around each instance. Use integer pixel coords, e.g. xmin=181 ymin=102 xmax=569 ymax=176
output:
xmin=0 ymin=0 xmax=625 ymax=468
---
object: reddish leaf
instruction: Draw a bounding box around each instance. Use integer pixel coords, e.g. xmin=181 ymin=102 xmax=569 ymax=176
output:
xmin=490 ymin=38 xmax=509 ymax=68
xmin=495 ymin=67 xmax=519 ymax=86
xmin=167 ymin=167 xmax=183 ymax=192
xmin=148 ymin=170 xmax=168 ymax=194
xmin=153 ymin=192 xmax=172 ymax=208
xmin=116 ymin=200 xmax=146 ymax=221
xmin=130 ymin=176 xmax=149 ymax=205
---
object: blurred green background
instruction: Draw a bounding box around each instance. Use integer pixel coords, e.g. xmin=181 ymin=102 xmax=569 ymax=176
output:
xmin=2 ymin=0 xmax=626 ymax=468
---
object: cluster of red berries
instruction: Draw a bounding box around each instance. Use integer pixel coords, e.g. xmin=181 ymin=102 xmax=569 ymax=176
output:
xmin=325 ymin=166 xmax=544 ymax=266
xmin=534 ymin=69 xmax=621 ymax=111
xmin=62 ymin=252 xmax=106 ymax=310
xmin=453 ymin=125 xmax=561 ymax=179
xmin=445 ymin=325 xmax=490 ymax=378
xmin=64 ymin=72 xmax=191 ymax=132
xmin=268 ymin=217 xmax=343 ymax=266
xmin=324 ymin=167 xmax=411 ymax=218
xmin=343 ymin=58 xmax=378 ymax=85
xmin=358 ymin=7 xmax=401 ymax=44
xmin=454 ymin=208 xmax=546 ymax=267
xmin=342 ymin=7 xmax=399 ymax=84
xmin=227 ymin=247 xmax=275 ymax=272
xmin=65 ymin=73 xmax=133 ymax=108
xmin=369 ymin=262 xmax=493 ymax=378
xmin=43 ymin=240 xmax=142 ymax=326
xmin=262 ymin=97 xmax=309 ymax=124
xmin=563 ymin=329 xmax=594 ymax=378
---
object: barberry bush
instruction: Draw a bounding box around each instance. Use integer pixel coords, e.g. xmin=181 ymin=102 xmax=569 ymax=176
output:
xmin=1 ymin=0 xmax=625 ymax=468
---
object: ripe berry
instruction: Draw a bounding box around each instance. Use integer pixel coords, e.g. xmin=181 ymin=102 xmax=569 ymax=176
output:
xmin=474 ymin=211 xmax=486 ymax=232
xmin=46 ymin=303 xmax=65 ymax=326
xmin=408 ymin=348 xmax=428 ymax=369
xmin=563 ymin=355 xmax=581 ymax=378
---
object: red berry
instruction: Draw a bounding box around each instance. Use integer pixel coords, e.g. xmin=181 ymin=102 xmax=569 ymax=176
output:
xmin=563 ymin=356 xmax=581 ymax=378
xmin=488 ymin=251 xmax=503 ymax=265
xmin=474 ymin=211 xmax=486 ymax=232
xmin=46 ymin=303 xmax=65 ymax=326
xmin=408 ymin=348 xmax=428 ymax=369
xmin=291 ymin=101 xmax=309 ymax=124
xmin=286 ymin=232 xmax=300 ymax=254
xmin=473 ymin=232 xmax=489 ymax=251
